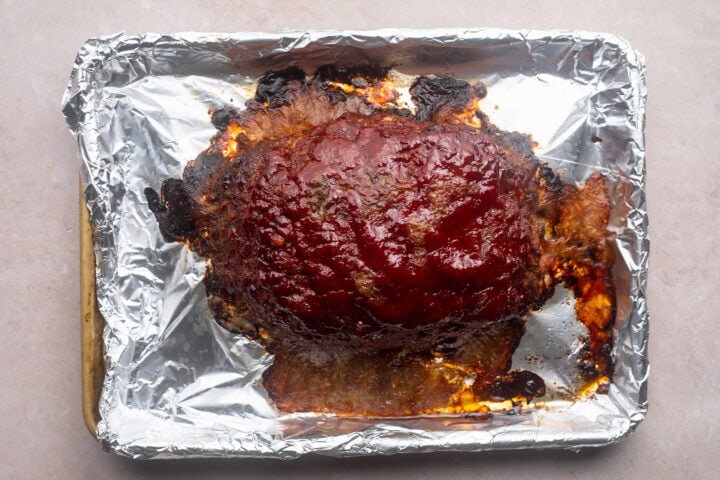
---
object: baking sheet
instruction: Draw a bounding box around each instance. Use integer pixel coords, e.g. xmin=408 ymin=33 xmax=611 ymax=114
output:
xmin=63 ymin=29 xmax=649 ymax=459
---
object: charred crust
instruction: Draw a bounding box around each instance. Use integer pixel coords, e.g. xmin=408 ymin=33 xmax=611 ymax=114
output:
xmin=410 ymin=75 xmax=477 ymax=121
xmin=476 ymin=111 xmax=538 ymax=166
xmin=182 ymin=150 xmax=225 ymax=196
xmin=145 ymin=187 xmax=166 ymax=215
xmin=145 ymin=179 xmax=198 ymax=243
xmin=251 ymin=66 xmax=308 ymax=109
xmin=321 ymin=87 xmax=348 ymax=104
xmin=314 ymin=64 xmax=394 ymax=105
xmin=210 ymin=107 xmax=240 ymax=131
xmin=378 ymin=106 xmax=414 ymax=118
xmin=538 ymin=164 xmax=566 ymax=193
xmin=491 ymin=131 xmax=538 ymax=162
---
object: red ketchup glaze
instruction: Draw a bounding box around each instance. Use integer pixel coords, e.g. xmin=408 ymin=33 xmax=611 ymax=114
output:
xmin=203 ymin=113 xmax=540 ymax=349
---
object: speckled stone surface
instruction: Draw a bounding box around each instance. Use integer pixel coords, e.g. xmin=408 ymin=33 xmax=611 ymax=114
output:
xmin=1 ymin=1 xmax=718 ymax=478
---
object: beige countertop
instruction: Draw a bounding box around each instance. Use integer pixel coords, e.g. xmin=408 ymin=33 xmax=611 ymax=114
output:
xmin=1 ymin=1 xmax=718 ymax=478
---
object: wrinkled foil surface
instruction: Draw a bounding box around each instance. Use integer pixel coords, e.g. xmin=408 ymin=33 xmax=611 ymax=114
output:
xmin=62 ymin=29 xmax=649 ymax=459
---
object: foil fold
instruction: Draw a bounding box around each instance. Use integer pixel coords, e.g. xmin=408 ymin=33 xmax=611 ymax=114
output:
xmin=62 ymin=29 xmax=648 ymax=459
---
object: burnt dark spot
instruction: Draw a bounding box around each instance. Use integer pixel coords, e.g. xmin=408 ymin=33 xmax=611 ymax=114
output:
xmin=410 ymin=75 xmax=477 ymax=122
xmin=204 ymin=266 xmax=221 ymax=295
xmin=145 ymin=187 xmax=166 ymax=214
xmin=578 ymin=358 xmax=599 ymax=379
xmin=210 ymin=108 xmax=240 ymax=131
xmin=538 ymin=165 xmax=566 ymax=193
xmin=378 ymin=106 xmax=413 ymax=118
xmin=517 ymin=372 xmax=545 ymax=398
xmin=586 ymin=246 xmax=600 ymax=261
xmin=492 ymin=131 xmax=538 ymax=162
xmin=322 ymin=87 xmax=348 ymax=104
xmin=145 ymin=179 xmax=198 ymax=243
xmin=479 ymin=370 xmax=546 ymax=401
xmin=183 ymin=150 xmax=225 ymax=196
xmin=253 ymin=66 xmax=307 ymax=109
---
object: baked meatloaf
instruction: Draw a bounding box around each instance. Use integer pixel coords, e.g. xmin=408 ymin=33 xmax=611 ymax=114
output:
xmin=146 ymin=66 xmax=614 ymax=415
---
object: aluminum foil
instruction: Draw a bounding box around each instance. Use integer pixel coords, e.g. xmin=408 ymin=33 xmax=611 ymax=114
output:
xmin=62 ymin=29 xmax=649 ymax=459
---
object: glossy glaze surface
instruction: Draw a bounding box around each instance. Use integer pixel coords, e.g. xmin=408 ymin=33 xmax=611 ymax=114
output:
xmin=196 ymin=113 xmax=540 ymax=348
